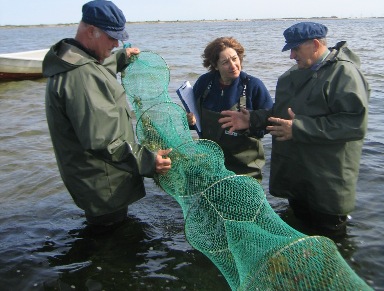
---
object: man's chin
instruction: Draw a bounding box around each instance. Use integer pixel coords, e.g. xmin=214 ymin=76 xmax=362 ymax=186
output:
xmin=100 ymin=52 xmax=113 ymax=63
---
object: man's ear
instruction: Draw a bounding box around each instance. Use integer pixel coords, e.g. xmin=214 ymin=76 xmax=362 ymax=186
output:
xmin=313 ymin=39 xmax=321 ymax=51
xmin=88 ymin=25 xmax=100 ymax=39
xmin=94 ymin=30 xmax=101 ymax=38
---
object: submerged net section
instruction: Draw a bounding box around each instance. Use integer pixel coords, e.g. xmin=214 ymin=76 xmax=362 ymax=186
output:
xmin=122 ymin=51 xmax=372 ymax=290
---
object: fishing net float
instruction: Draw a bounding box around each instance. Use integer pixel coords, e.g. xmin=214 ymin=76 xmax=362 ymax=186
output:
xmin=121 ymin=51 xmax=372 ymax=291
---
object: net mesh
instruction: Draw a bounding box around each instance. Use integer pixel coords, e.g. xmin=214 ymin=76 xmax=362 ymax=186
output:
xmin=121 ymin=51 xmax=372 ymax=290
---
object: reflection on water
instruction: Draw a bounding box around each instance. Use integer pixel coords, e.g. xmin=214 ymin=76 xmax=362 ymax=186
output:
xmin=0 ymin=181 xmax=230 ymax=290
xmin=42 ymin=216 xmax=227 ymax=290
xmin=1 ymin=18 xmax=384 ymax=290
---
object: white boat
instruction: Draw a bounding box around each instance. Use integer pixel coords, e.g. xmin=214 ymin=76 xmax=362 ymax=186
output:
xmin=0 ymin=49 xmax=49 ymax=81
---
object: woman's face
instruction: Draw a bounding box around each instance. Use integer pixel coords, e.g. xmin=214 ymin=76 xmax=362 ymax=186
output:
xmin=215 ymin=47 xmax=241 ymax=84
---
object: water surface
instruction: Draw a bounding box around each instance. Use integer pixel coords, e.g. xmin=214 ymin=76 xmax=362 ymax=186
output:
xmin=0 ymin=18 xmax=383 ymax=290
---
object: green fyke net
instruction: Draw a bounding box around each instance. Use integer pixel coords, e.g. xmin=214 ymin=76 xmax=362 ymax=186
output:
xmin=121 ymin=51 xmax=371 ymax=291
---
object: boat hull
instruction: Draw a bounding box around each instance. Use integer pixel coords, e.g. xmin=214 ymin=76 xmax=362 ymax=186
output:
xmin=0 ymin=49 xmax=49 ymax=81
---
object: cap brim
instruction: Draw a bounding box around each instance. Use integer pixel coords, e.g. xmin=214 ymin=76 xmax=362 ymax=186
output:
xmin=282 ymin=40 xmax=306 ymax=52
xmin=104 ymin=29 xmax=129 ymax=41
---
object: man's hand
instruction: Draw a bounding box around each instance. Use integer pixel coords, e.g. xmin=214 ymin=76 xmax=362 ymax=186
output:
xmin=155 ymin=149 xmax=172 ymax=175
xmin=126 ymin=47 xmax=140 ymax=57
xmin=218 ymin=108 xmax=250 ymax=133
xmin=267 ymin=108 xmax=295 ymax=141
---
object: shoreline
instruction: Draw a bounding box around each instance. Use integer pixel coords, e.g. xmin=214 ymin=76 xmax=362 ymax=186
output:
xmin=1 ymin=16 xmax=383 ymax=29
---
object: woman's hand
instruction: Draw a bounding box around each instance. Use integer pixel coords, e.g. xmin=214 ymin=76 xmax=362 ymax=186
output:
xmin=187 ymin=112 xmax=196 ymax=126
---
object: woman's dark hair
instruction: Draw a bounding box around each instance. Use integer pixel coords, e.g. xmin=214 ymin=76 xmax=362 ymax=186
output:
xmin=202 ymin=37 xmax=245 ymax=72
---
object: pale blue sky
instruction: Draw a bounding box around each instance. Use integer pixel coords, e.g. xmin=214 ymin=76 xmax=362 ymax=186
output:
xmin=0 ymin=0 xmax=383 ymax=26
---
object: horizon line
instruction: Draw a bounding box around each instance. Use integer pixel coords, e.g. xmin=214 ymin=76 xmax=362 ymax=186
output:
xmin=1 ymin=16 xmax=383 ymax=28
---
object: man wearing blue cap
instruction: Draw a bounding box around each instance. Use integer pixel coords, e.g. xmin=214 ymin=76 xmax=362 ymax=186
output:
xmin=43 ymin=0 xmax=172 ymax=233
xmin=219 ymin=22 xmax=370 ymax=237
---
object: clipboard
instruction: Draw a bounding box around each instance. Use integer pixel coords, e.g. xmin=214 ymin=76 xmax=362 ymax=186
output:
xmin=176 ymin=81 xmax=202 ymax=137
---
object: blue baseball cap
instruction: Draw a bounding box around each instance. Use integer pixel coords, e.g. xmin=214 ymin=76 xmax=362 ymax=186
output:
xmin=82 ymin=0 xmax=129 ymax=41
xmin=282 ymin=22 xmax=328 ymax=52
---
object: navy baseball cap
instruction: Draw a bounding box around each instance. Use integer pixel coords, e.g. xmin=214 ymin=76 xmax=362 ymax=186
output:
xmin=282 ymin=22 xmax=328 ymax=52
xmin=82 ymin=0 xmax=129 ymax=41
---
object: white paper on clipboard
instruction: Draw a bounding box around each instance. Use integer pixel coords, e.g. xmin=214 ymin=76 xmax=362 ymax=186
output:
xmin=176 ymin=81 xmax=201 ymax=137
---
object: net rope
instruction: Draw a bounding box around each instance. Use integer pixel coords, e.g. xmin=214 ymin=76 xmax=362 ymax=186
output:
xmin=122 ymin=51 xmax=372 ymax=290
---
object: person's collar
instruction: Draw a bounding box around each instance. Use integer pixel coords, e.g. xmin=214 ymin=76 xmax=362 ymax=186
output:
xmin=311 ymin=49 xmax=330 ymax=70
xmin=66 ymin=38 xmax=100 ymax=61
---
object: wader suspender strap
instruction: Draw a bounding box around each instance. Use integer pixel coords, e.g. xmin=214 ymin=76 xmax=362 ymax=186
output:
xmin=200 ymin=76 xmax=249 ymax=110
xmin=198 ymin=81 xmax=213 ymax=130
xmin=237 ymin=78 xmax=248 ymax=111
xmin=200 ymin=76 xmax=249 ymax=139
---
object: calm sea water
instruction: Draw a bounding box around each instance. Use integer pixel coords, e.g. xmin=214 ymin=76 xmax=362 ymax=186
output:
xmin=0 ymin=18 xmax=383 ymax=290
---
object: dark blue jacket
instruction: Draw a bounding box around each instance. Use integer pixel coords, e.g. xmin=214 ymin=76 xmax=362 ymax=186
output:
xmin=193 ymin=71 xmax=273 ymax=113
